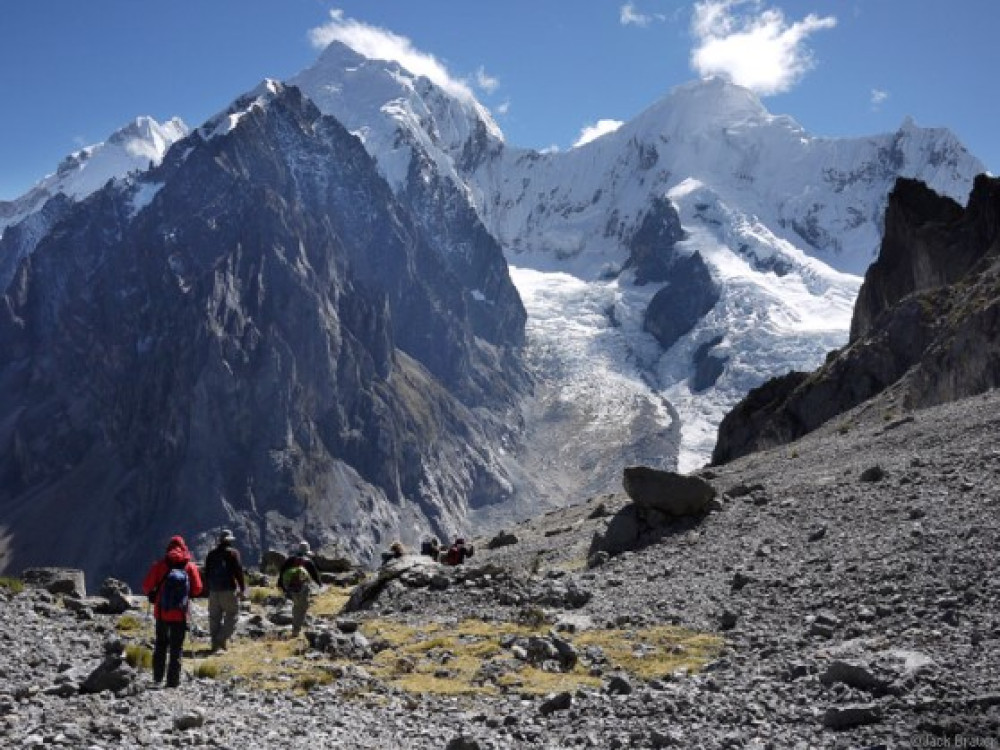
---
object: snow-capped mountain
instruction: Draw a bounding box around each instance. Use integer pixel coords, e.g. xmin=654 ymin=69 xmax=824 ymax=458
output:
xmin=0 ymin=39 xmax=988 ymax=580
xmin=0 ymin=116 xmax=187 ymax=289
xmin=288 ymin=45 xmax=984 ymax=491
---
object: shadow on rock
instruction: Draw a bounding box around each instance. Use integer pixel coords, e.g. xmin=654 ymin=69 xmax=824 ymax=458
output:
xmin=588 ymin=466 xmax=718 ymax=561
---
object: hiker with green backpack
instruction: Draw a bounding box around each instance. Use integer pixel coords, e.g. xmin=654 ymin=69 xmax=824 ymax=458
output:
xmin=278 ymin=541 xmax=322 ymax=637
xmin=141 ymin=535 xmax=203 ymax=688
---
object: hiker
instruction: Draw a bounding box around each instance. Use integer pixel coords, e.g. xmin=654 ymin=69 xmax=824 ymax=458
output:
xmin=203 ymin=529 xmax=246 ymax=653
xmin=420 ymin=537 xmax=441 ymax=560
xmin=443 ymin=537 xmax=474 ymax=566
xmin=142 ymin=535 xmax=203 ymax=688
xmin=380 ymin=540 xmax=406 ymax=565
xmin=278 ymin=541 xmax=321 ymax=637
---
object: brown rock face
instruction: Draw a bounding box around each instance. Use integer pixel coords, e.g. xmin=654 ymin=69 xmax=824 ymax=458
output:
xmin=713 ymin=174 xmax=1000 ymax=465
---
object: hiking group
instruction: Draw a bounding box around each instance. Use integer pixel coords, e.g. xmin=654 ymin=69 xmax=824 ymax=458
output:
xmin=383 ymin=537 xmax=474 ymax=566
xmin=141 ymin=531 xmax=320 ymax=688
xmin=421 ymin=536 xmax=475 ymax=566
xmin=142 ymin=530 xmax=474 ymax=687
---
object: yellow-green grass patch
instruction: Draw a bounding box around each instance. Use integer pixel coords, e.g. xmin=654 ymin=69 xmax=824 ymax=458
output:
xmin=355 ymin=617 xmax=723 ymax=697
xmin=187 ymin=634 xmax=332 ymax=692
xmin=0 ymin=576 xmax=24 ymax=594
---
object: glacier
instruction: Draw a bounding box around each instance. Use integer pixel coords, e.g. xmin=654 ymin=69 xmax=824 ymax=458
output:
xmin=290 ymin=46 xmax=983 ymax=492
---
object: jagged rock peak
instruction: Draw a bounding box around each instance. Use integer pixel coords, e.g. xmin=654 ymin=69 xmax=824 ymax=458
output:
xmin=851 ymin=174 xmax=1000 ymax=341
xmin=712 ymin=174 xmax=1000 ymax=465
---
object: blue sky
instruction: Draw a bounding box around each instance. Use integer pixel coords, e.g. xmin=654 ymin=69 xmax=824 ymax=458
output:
xmin=1 ymin=0 xmax=997 ymax=200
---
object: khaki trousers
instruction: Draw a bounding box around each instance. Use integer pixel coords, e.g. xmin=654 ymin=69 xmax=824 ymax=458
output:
xmin=208 ymin=589 xmax=239 ymax=649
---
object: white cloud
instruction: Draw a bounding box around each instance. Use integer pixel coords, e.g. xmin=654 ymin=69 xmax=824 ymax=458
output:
xmin=690 ymin=0 xmax=836 ymax=95
xmin=309 ymin=9 xmax=476 ymax=103
xmin=495 ymin=100 xmax=511 ymax=116
xmin=475 ymin=66 xmax=500 ymax=95
xmin=572 ymin=119 xmax=625 ymax=149
xmin=870 ymin=88 xmax=889 ymax=109
xmin=621 ymin=2 xmax=651 ymax=26
xmin=621 ymin=2 xmax=668 ymax=26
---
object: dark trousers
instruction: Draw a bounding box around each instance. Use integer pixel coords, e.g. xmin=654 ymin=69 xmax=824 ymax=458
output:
xmin=153 ymin=619 xmax=187 ymax=687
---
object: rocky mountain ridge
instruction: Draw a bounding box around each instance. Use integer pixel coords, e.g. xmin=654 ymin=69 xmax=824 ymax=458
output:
xmin=0 ymin=81 xmax=528 ymax=584
xmin=713 ymin=174 xmax=1000 ymax=464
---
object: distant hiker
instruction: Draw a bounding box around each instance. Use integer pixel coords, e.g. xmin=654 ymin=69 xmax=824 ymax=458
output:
xmin=420 ymin=537 xmax=441 ymax=561
xmin=380 ymin=540 xmax=406 ymax=566
xmin=203 ymin=529 xmax=246 ymax=653
xmin=278 ymin=541 xmax=321 ymax=637
xmin=443 ymin=538 xmax=474 ymax=566
xmin=142 ymin=535 xmax=203 ymax=688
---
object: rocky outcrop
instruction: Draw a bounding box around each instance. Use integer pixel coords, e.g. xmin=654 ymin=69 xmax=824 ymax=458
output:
xmin=713 ymin=175 xmax=1000 ymax=464
xmin=850 ymin=176 xmax=996 ymax=340
xmin=0 ymin=83 xmax=527 ymax=585
xmin=643 ymin=251 xmax=720 ymax=352
xmin=626 ymin=196 xmax=687 ymax=285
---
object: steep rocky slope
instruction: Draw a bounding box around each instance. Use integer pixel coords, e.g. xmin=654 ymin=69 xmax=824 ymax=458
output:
xmin=0 ymin=83 xmax=527 ymax=584
xmin=713 ymin=174 xmax=1000 ymax=464
xmin=2 ymin=387 xmax=997 ymax=747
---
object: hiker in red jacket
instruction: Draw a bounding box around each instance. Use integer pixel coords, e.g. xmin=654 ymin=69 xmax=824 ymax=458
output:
xmin=142 ymin=535 xmax=203 ymax=688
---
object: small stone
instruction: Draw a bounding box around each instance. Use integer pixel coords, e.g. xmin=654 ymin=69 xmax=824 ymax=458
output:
xmin=860 ymin=465 xmax=885 ymax=483
xmin=606 ymin=674 xmax=633 ymax=695
xmin=539 ymin=691 xmax=573 ymax=715
xmin=174 ymin=709 xmax=206 ymax=731
xmin=822 ymin=704 xmax=881 ymax=729
xmin=808 ymin=526 xmax=828 ymax=542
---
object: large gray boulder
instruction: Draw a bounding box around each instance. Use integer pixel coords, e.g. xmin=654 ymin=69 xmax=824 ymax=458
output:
xmin=312 ymin=546 xmax=356 ymax=574
xmin=344 ymin=555 xmax=442 ymax=612
xmin=622 ymin=466 xmax=716 ymax=517
xmin=21 ymin=567 xmax=87 ymax=598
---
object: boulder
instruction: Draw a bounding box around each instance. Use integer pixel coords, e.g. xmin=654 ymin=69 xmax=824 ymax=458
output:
xmin=822 ymin=704 xmax=881 ymax=730
xmin=344 ymin=556 xmax=443 ymax=612
xmin=96 ymin=578 xmax=133 ymax=615
xmin=487 ymin=530 xmax=519 ymax=550
xmin=539 ymin=691 xmax=573 ymax=715
xmin=21 ymin=567 xmax=87 ymax=598
xmin=312 ymin=546 xmax=356 ymax=574
xmin=622 ymin=466 xmax=716 ymax=517
xmin=820 ymin=660 xmax=887 ymax=694
xmin=81 ymin=643 xmax=136 ymax=695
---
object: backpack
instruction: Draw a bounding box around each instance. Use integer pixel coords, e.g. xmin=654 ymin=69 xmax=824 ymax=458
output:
xmin=444 ymin=545 xmax=461 ymax=566
xmin=205 ymin=548 xmax=235 ymax=591
xmin=281 ymin=560 xmax=310 ymax=594
xmin=159 ymin=566 xmax=190 ymax=614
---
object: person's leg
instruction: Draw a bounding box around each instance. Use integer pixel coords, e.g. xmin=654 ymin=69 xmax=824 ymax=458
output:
xmin=218 ymin=590 xmax=239 ymax=649
xmin=165 ymin=621 xmax=187 ymax=687
xmin=152 ymin=619 xmax=169 ymax=683
xmin=208 ymin=591 xmax=222 ymax=650
xmin=291 ymin=590 xmax=308 ymax=636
